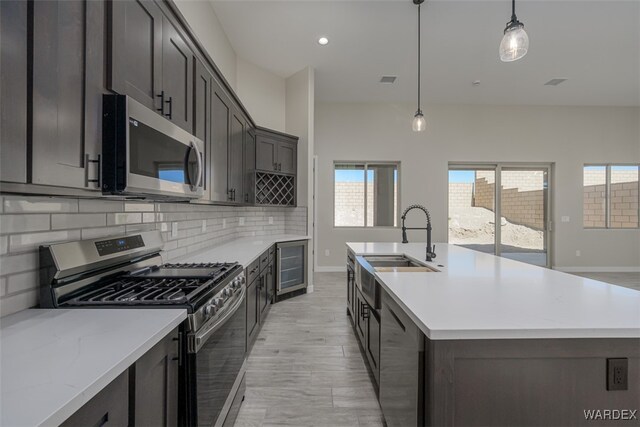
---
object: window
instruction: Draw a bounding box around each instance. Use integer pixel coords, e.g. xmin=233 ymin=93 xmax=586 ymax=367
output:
xmin=583 ymin=164 xmax=639 ymax=228
xmin=334 ymin=162 xmax=399 ymax=227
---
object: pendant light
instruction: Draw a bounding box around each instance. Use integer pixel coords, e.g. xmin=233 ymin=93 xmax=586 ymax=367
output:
xmin=412 ymin=0 xmax=426 ymax=132
xmin=499 ymin=0 xmax=529 ymax=62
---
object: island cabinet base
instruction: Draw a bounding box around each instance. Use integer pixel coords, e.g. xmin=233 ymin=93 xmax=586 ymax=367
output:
xmin=425 ymin=338 xmax=640 ymax=427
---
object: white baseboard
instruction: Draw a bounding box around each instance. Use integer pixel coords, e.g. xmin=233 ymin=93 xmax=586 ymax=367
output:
xmin=554 ymin=266 xmax=640 ymax=273
xmin=307 ymin=284 xmax=314 ymax=293
xmin=314 ymin=266 xmax=346 ymax=273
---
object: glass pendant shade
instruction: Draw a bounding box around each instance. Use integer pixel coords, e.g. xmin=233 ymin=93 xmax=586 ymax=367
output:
xmin=499 ymin=23 xmax=529 ymax=62
xmin=412 ymin=111 xmax=426 ymax=132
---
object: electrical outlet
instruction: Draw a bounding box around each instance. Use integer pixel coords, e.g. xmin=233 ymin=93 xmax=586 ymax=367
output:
xmin=269 ymin=216 xmax=274 ymax=225
xmin=201 ymin=220 xmax=207 ymax=233
xmin=561 ymin=216 xmax=570 ymax=223
xmin=607 ymin=358 xmax=628 ymax=391
xmin=222 ymin=218 xmax=226 ymax=229
xmin=171 ymin=222 xmax=178 ymax=238
xmin=576 ymin=250 xmax=581 ymax=257
xmin=324 ymin=249 xmax=330 ymax=257
xmin=239 ymin=217 xmax=245 ymax=226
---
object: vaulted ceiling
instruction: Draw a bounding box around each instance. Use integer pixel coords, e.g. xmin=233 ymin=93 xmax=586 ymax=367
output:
xmin=211 ymin=1 xmax=640 ymax=106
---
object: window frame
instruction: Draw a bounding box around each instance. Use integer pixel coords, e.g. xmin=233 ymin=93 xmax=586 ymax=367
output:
xmin=333 ymin=161 xmax=401 ymax=229
xmin=583 ymin=163 xmax=640 ymax=229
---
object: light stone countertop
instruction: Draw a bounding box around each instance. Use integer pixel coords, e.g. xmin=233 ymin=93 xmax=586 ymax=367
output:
xmin=174 ymin=234 xmax=311 ymax=267
xmin=1 ymin=308 xmax=186 ymax=427
xmin=347 ymin=242 xmax=640 ymax=340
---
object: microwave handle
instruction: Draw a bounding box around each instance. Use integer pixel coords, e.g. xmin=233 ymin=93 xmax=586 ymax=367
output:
xmin=191 ymin=141 xmax=203 ymax=190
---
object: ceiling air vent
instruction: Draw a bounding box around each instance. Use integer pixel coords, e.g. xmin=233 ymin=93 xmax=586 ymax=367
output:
xmin=380 ymin=76 xmax=397 ymax=84
xmin=544 ymin=78 xmax=568 ymax=86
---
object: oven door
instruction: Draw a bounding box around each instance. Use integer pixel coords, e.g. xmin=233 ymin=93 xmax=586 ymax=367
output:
xmin=185 ymin=286 xmax=246 ymax=427
xmin=102 ymin=95 xmax=204 ymax=199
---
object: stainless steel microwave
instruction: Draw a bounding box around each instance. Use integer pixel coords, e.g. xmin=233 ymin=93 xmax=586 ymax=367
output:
xmin=102 ymin=94 xmax=204 ymax=199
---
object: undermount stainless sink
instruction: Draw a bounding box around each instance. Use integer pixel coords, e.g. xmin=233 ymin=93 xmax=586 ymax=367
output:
xmin=362 ymin=255 xmax=439 ymax=272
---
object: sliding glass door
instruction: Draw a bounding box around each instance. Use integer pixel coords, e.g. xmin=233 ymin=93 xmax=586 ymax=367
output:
xmin=448 ymin=164 xmax=551 ymax=267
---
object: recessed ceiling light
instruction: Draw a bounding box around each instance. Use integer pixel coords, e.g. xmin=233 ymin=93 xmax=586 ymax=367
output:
xmin=318 ymin=37 xmax=329 ymax=46
xmin=544 ymin=78 xmax=568 ymax=86
xmin=380 ymin=76 xmax=397 ymax=84
xmin=472 ymin=80 xmax=481 ymax=86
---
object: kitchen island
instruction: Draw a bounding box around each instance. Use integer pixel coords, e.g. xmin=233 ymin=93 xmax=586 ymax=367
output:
xmin=346 ymin=242 xmax=640 ymax=427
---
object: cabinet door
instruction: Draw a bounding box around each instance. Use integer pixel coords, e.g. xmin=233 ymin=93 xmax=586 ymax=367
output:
xmin=162 ymin=17 xmax=193 ymax=132
xmin=134 ymin=328 xmax=179 ymax=427
xmin=277 ymin=141 xmax=297 ymax=175
xmin=32 ymin=0 xmax=101 ymax=190
xmin=228 ymin=110 xmax=245 ymax=202
xmin=259 ymin=271 xmax=270 ymax=322
xmin=109 ymin=0 xmax=163 ymax=111
xmin=267 ymin=262 xmax=275 ymax=306
xmin=255 ymin=136 xmax=277 ymax=172
xmin=366 ymin=311 xmax=380 ymax=386
xmin=355 ymin=289 xmax=366 ymax=345
xmin=246 ymin=279 xmax=259 ymax=350
xmin=346 ymin=267 xmax=354 ymax=318
xmin=194 ymin=59 xmax=212 ymax=200
xmin=61 ymin=370 xmax=129 ymax=427
xmin=0 ymin=0 xmax=28 ymax=183
xmin=243 ymin=128 xmax=256 ymax=203
xmin=211 ymin=82 xmax=230 ymax=202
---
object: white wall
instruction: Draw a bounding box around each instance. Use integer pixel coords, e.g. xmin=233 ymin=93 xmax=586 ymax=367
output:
xmin=174 ymin=0 xmax=237 ymax=89
xmin=315 ymin=103 xmax=640 ymax=270
xmin=236 ymin=57 xmax=286 ymax=132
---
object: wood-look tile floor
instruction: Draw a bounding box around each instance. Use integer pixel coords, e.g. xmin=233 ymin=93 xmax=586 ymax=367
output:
xmin=235 ymin=272 xmax=384 ymax=427
xmin=570 ymin=272 xmax=640 ymax=292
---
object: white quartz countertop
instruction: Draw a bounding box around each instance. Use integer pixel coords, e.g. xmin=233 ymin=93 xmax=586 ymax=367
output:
xmin=347 ymin=242 xmax=640 ymax=340
xmin=174 ymin=234 xmax=311 ymax=267
xmin=1 ymin=308 xmax=186 ymax=427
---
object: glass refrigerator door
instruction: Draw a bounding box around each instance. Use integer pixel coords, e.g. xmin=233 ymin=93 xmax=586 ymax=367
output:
xmin=278 ymin=243 xmax=306 ymax=294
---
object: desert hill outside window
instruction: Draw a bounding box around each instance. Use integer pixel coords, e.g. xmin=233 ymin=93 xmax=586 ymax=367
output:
xmin=334 ymin=162 xmax=400 ymax=227
xmin=583 ymin=164 xmax=639 ymax=229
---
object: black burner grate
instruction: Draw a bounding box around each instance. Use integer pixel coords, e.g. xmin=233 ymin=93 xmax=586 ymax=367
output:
xmin=67 ymin=277 xmax=208 ymax=306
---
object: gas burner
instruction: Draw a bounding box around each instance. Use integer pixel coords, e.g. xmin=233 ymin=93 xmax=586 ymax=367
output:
xmin=162 ymin=262 xmax=234 ymax=269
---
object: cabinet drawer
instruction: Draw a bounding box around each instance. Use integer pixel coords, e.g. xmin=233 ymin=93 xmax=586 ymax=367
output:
xmin=61 ymin=370 xmax=129 ymax=427
xmin=259 ymin=250 xmax=270 ymax=272
xmin=247 ymin=258 xmax=260 ymax=284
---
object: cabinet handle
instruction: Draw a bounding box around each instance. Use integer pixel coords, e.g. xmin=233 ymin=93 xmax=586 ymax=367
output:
xmin=278 ymin=163 xmax=282 ymax=171
xmin=274 ymin=162 xmax=278 ymax=171
xmin=245 ymin=193 xmax=249 ymax=203
xmin=228 ymin=189 xmax=233 ymax=201
xmin=157 ymin=91 xmax=165 ymax=115
xmin=165 ymin=96 xmax=173 ymax=120
xmin=85 ymin=154 xmax=101 ymax=188
xmin=95 ymin=412 xmax=109 ymax=427
xmin=361 ymin=302 xmax=370 ymax=319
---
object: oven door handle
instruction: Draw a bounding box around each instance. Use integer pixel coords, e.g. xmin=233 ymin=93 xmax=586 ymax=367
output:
xmin=189 ymin=286 xmax=245 ymax=353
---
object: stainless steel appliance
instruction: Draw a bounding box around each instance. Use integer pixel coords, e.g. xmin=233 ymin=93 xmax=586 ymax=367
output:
xmin=102 ymin=94 xmax=204 ymax=200
xmin=39 ymin=231 xmax=246 ymax=427
xmin=275 ymin=240 xmax=308 ymax=298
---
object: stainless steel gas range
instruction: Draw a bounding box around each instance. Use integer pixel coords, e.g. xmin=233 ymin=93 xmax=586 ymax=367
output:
xmin=39 ymin=231 xmax=246 ymax=427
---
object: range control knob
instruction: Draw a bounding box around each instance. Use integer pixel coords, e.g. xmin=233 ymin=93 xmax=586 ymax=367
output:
xmin=204 ymin=304 xmax=216 ymax=318
xmin=240 ymin=275 xmax=246 ymax=285
xmin=224 ymin=288 xmax=233 ymax=297
xmin=215 ymin=297 xmax=224 ymax=307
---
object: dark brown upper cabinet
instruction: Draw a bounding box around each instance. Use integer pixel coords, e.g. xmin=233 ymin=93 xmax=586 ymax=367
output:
xmin=211 ymin=80 xmax=231 ymax=203
xmin=161 ymin=16 xmax=193 ymax=132
xmin=194 ymin=59 xmax=212 ymax=200
xmin=228 ymin=108 xmax=245 ymax=203
xmin=244 ymin=127 xmax=256 ymax=204
xmin=109 ymin=0 xmax=163 ymax=112
xmin=255 ymin=128 xmax=298 ymax=175
xmin=109 ymin=0 xmax=193 ymax=133
xmin=31 ymin=0 xmax=103 ymax=190
xmin=0 ymin=0 xmax=28 ymax=184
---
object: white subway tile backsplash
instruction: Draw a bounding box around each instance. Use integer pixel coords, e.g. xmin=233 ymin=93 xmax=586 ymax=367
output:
xmin=3 ymin=196 xmax=78 ymax=213
xmin=0 ymin=195 xmax=307 ymax=316
xmin=0 ymin=214 xmax=50 ymax=235
xmin=107 ymin=212 xmax=142 ymax=226
xmin=52 ymin=213 xmax=106 ymax=230
xmin=9 ymin=230 xmax=81 ymax=253
xmin=79 ymin=199 xmax=124 ymax=213
xmin=6 ymin=271 xmax=38 ymax=294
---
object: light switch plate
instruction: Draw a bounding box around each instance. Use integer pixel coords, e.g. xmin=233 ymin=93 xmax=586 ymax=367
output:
xmin=269 ymin=217 xmax=274 ymax=225
xmin=576 ymin=250 xmax=581 ymax=257
xmin=201 ymin=220 xmax=207 ymax=233
xmin=239 ymin=217 xmax=245 ymax=226
xmin=171 ymin=222 xmax=178 ymax=238
xmin=325 ymin=249 xmax=330 ymax=257
xmin=561 ymin=216 xmax=570 ymax=223
xmin=222 ymin=218 xmax=226 ymax=229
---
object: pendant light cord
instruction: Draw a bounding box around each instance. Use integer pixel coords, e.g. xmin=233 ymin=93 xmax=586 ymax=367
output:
xmin=417 ymin=3 xmax=421 ymax=112
xmin=511 ymin=0 xmax=516 ymax=21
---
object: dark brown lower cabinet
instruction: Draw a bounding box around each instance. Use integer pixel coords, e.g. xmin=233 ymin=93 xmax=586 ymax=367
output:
xmin=246 ymin=275 xmax=259 ymax=351
xmin=247 ymin=247 xmax=275 ymax=352
xmin=61 ymin=327 xmax=179 ymax=427
xmin=133 ymin=328 xmax=179 ymax=427
xmin=61 ymin=370 xmax=129 ymax=427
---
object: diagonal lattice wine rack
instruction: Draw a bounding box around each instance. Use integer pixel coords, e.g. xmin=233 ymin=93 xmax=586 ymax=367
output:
xmin=255 ymin=172 xmax=295 ymax=206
